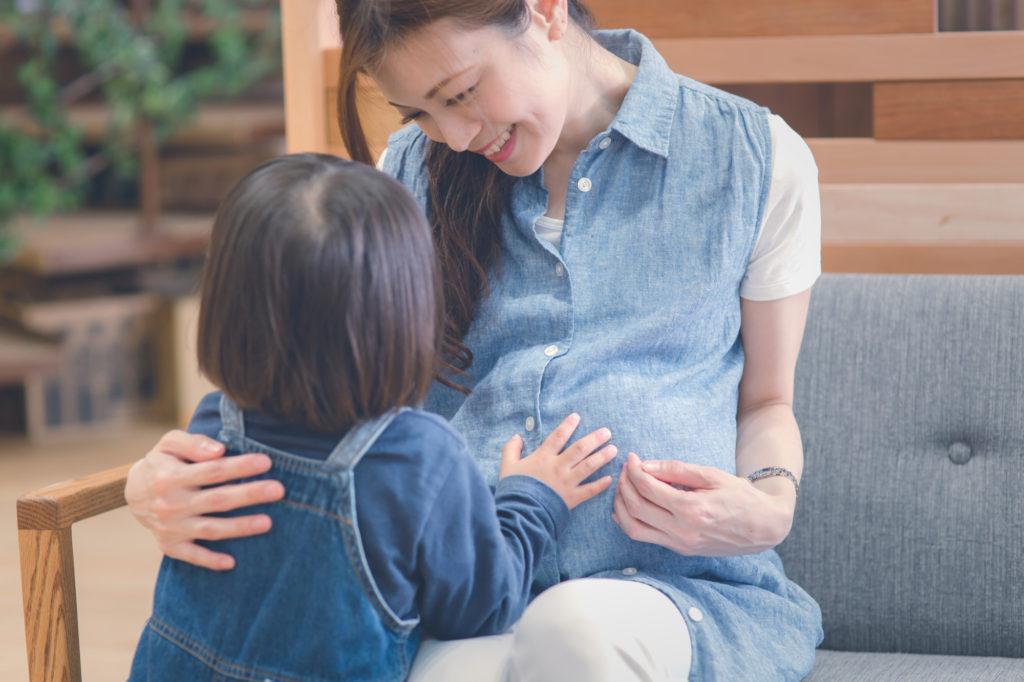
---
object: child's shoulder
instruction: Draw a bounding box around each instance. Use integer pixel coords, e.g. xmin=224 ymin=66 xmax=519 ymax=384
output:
xmin=360 ymin=409 xmax=477 ymax=507
xmin=378 ymin=408 xmax=469 ymax=461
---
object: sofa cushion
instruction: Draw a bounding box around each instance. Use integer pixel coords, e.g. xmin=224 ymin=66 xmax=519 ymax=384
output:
xmin=779 ymin=274 xmax=1024 ymax=657
xmin=809 ymin=649 xmax=1024 ymax=680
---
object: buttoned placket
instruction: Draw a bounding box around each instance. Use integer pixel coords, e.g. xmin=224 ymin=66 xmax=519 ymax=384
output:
xmin=523 ymin=133 xmax=614 ymax=446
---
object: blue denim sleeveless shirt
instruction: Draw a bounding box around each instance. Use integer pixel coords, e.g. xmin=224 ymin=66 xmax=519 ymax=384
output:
xmin=128 ymin=396 xmax=418 ymax=681
xmin=382 ymin=29 xmax=823 ymax=680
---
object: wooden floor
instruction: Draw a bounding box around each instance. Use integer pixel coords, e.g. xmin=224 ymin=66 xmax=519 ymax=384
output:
xmin=1 ymin=422 xmax=169 ymax=682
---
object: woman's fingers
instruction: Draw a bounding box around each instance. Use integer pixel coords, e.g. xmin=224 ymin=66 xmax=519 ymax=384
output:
xmin=617 ymin=463 xmax=674 ymax=526
xmin=162 ymin=540 xmax=237 ymax=571
xmin=191 ymin=481 xmax=285 ymax=516
xmin=539 ymin=413 xmax=581 ymax=454
xmin=184 ymin=513 xmax=273 ymax=542
xmin=612 ymin=484 xmax=674 ymax=546
xmin=640 ymin=459 xmax=724 ymax=489
xmin=625 ymin=454 xmax=689 ymax=508
xmin=155 ymin=429 xmax=225 ymax=463
xmin=178 ymin=453 xmax=276 ymax=488
xmin=563 ymin=427 xmax=612 ymax=465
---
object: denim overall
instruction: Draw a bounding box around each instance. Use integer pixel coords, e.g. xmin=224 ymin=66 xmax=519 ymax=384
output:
xmin=129 ymin=396 xmax=419 ymax=682
xmin=382 ymin=29 xmax=824 ymax=681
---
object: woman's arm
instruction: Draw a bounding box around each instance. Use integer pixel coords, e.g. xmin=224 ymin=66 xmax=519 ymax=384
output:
xmin=612 ymin=289 xmax=811 ymax=556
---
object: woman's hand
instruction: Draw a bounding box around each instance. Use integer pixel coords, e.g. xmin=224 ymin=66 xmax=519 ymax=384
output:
xmin=612 ymin=453 xmax=795 ymax=556
xmin=125 ymin=430 xmax=286 ymax=570
xmin=499 ymin=413 xmax=617 ymax=510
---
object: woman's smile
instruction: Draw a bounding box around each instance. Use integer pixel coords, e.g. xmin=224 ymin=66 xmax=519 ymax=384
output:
xmin=479 ymin=124 xmax=517 ymax=163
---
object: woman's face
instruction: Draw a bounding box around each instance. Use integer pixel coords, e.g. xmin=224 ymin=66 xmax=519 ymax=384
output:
xmin=371 ymin=9 xmax=571 ymax=177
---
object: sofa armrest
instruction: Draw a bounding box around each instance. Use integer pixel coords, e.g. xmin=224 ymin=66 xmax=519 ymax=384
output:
xmin=17 ymin=463 xmax=133 ymax=682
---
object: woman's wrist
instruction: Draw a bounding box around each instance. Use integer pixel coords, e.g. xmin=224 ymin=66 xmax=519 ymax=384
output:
xmin=750 ymin=477 xmax=797 ymax=542
xmin=750 ymin=475 xmax=797 ymax=504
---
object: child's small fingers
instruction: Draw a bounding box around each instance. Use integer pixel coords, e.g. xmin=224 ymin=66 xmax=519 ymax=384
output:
xmin=499 ymin=434 xmax=524 ymax=475
xmin=564 ymin=427 xmax=612 ymax=465
xmin=572 ymin=476 xmax=614 ymax=506
xmin=573 ymin=444 xmax=618 ymax=477
xmin=539 ymin=413 xmax=581 ymax=454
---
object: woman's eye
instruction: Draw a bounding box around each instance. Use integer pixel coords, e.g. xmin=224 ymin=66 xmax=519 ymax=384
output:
xmin=445 ymin=85 xmax=478 ymax=107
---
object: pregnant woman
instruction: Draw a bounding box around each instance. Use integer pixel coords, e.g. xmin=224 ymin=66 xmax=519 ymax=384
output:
xmin=125 ymin=1 xmax=824 ymax=679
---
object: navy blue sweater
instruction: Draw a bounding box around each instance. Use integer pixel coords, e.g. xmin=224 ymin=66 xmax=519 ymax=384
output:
xmin=189 ymin=392 xmax=567 ymax=639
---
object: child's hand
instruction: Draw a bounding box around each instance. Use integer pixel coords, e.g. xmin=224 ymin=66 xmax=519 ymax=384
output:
xmin=499 ymin=413 xmax=617 ymax=510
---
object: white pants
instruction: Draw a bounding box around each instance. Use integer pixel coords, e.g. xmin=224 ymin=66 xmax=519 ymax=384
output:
xmin=408 ymin=579 xmax=693 ymax=682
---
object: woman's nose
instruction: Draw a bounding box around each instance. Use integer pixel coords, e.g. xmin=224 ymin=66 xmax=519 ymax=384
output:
xmin=434 ymin=114 xmax=481 ymax=153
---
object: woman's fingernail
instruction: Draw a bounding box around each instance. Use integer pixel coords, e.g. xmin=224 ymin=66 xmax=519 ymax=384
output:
xmin=201 ymin=441 xmax=221 ymax=453
xmin=642 ymin=461 xmax=660 ymax=472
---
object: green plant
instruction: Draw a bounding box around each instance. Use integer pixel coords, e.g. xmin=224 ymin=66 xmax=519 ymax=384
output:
xmin=0 ymin=0 xmax=281 ymax=262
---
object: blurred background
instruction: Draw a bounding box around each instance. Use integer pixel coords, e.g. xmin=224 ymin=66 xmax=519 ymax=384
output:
xmin=1 ymin=1 xmax=282 ymax=680
xmin=2 ymin=1 xmax=1022 ymax=680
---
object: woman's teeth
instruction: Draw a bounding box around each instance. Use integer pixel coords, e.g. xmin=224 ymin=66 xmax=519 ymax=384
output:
xmin=484 ymin=126 xmax=513 ymax=156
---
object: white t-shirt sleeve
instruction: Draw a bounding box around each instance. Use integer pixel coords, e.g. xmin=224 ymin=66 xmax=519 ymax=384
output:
xmin=740 ymin=114 xmax=822 ymax=301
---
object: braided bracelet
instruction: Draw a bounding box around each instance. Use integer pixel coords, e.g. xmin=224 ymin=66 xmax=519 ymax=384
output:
xmin=746 ymin=466 xmax=799 ymax=497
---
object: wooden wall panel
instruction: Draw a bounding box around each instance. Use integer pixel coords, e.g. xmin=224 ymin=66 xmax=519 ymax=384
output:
xmin=810 ymin=140 xmax=1024 ymax=183
xmin=656 ymin=32 xmax=1024 ymax=84
xmin=821 ymin=184 xmax=1024 ymax=242
xmin=586 ymin=0 xmax=936 ymax=38
xmin=720 ymin=84 xmax=872 ymax=138
xmin=823 ymin=243 xmax=1024 ymax=274
xmin=875 ymin=79 xmax=1024 ymax=139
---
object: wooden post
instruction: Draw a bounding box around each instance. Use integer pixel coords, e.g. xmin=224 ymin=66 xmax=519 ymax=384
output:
xmin=137 ymin=119 xmax=162 ymax=237
xmin=280 ymin=0 xmax=340 ymax=154
xmin=19 ymin=528 xmax=82 ymax=682
xmin=131 ymin=0 xmax=161 ymax=236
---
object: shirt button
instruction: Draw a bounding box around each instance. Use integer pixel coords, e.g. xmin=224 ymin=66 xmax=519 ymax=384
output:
xmin=598 ymin=137 xmax=611 ymax=150
xmin=621 ymin=567 xmax=638 ymax=576
xmin=687 ymin=607 xmax=704 ymax=622
xmin=577 ymin=177 xmax=592 ymax=192
xmin=544 ymin=344 xmax=559 ymax=357
xmin=555 ymin=263 xmax=565 ymax=277
xmin=525 ymin=416 xmax=536 ymax=432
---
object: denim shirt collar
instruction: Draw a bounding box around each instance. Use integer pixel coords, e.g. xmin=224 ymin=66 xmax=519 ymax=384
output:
xmin=593 ymin=29 xmax=679 ymax=159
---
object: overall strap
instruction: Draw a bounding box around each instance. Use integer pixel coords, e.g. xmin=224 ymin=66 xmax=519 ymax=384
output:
xmin=218 ymin=393 xmax=245 ymax=440
xmin=326 ymin=410 xmax=401 ymax=470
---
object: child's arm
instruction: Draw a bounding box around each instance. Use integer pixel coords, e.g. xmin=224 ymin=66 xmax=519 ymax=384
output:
xmin=414 ymin=416 xmax=616 ymax=639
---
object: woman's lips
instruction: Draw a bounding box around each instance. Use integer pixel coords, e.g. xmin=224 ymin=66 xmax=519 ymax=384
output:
xmin=483 ymin=124 xmax=516 ymax=163
xmin=473 ymin=126 xmax=511 ymax=154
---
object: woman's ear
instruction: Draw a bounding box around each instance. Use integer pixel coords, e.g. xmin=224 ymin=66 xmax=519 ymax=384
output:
xmin=529 ymin=0 xmax=569 ymax=41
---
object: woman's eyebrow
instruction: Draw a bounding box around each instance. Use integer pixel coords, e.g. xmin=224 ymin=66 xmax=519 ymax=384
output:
xmin=387 ymin=66 xmax=475 ymax=108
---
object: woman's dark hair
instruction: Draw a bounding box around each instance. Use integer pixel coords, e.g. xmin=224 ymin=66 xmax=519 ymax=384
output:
xmin=197 ymin=153 xmax=442 ymax=433
xmin=334 ymin=0 xmax=594 ymax=390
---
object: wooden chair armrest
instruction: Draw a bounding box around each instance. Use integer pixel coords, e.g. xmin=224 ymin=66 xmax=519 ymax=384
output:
xmin=17 ymin=462 xmax=135 ymax=682
xmin=17 ymin=463 xmax=133 ymax=530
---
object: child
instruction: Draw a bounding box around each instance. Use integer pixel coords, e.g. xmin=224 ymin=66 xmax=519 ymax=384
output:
xmin=128 ymin=154 xmax=617 ymax=681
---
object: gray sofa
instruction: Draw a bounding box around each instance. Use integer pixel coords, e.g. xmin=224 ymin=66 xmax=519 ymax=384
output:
xmin=779 ymin=274 xmax=1024 ymax=680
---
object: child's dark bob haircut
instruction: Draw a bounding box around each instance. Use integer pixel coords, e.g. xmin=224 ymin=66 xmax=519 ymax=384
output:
xmin=197 ymin=153 xmax=442 ymax=433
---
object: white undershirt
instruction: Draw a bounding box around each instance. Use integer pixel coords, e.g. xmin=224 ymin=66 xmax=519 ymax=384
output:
xmin=377 ymin=115 xmax=822 ymax=302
